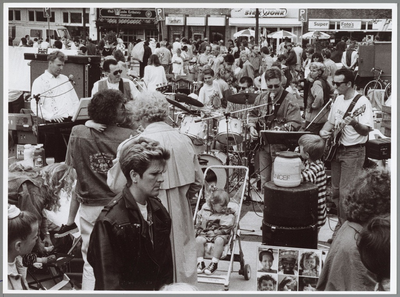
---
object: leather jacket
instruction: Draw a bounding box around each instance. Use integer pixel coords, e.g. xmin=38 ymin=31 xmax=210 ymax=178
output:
xmin=88 ymin=187 xmax=173 ymax=290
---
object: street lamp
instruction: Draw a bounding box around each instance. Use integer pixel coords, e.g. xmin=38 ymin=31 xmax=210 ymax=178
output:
xmin=115 ymin=8 xmax=121 ymax=37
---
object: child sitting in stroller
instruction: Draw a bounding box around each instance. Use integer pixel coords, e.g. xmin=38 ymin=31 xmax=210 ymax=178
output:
xmin=195 ymin=188 xmax=238 ymax=275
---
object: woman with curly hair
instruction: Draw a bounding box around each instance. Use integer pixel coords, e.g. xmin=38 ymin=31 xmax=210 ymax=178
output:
xmin=107 ymin=91 xmax=203 ymax=285
xmin=317 ymin=168 xmax=391 ymax=291
xmin=8 ymin=162 xmax=76 ymax=254
xmin=63 ymin=89 xmax=135 ymax=290
xmin=304 ymin=62 xmax=332 ymax=134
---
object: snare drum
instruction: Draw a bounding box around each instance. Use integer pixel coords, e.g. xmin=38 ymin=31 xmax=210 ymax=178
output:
xmin=216 ymin=118 xmax=243 ymax=145
xmin=198 ymin=153 xmax=228 ymax=189
xmin=179 ymin=115 xmax=207 ymax=145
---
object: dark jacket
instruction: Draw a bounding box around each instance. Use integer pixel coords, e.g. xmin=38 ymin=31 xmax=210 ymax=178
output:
xmin=286 ymin=49 xmax=297 ymax=67
xmin=87 ymin=187 xmax=173 ymax=290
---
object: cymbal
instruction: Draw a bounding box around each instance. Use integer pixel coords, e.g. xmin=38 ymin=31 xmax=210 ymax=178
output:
xmin=175 ymin=93 xmax=204 ymax=107
xmin=166 ymin=98 xmax=193 ymax=114
xmin=227 ymin=93 xmax=258 ymax=104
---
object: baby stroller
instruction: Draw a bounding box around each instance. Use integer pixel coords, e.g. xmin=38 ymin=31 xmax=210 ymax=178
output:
xmin=193 ymin=165 xmax=251 ymax=291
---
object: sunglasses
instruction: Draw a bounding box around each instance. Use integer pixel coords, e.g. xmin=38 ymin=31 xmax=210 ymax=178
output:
xmin=113 ymin=70 xmax=123 ymax=75
xmin=238 ymin=86 xmax=248 ymax=91
xmin=267 ymin=84 xmax=281 ymax=89
xmin=333 ymin=81 xmax=348 ymax=87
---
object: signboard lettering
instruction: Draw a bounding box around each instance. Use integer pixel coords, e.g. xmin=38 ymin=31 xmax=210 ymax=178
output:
xmin=299 ymin=9 xmax=307 ymax=22
xmin=100 ymin=8 xmax=156 ymax=19
xmin=308 ymin=20 xmax=329 ymax=29
xmin=231 ymin=8 xmax=288 ymax=18
xmin=340 ymin=21 xmax=361 ymax=30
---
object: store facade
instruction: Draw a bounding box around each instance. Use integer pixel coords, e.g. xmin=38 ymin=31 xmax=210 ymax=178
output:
xmin=228 ymin=8 xmax=302 ymax=43
xmin=96 ymin=8 xmax=158 ymax=44
xmin=305 ymin=9 xmax=392 ymax=42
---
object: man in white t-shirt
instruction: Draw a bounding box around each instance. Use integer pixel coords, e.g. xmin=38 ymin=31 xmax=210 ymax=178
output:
xmin=91 ymin=59 xmax=140 ymax=99
xmin=172 ymin=38 xmax=181 ymax=55
xmin=319 ymin=68 xmax=373 ymax=242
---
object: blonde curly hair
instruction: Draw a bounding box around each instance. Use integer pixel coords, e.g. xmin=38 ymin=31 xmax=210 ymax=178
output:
xmin=126 ymin=91 xmax=169 ymax=124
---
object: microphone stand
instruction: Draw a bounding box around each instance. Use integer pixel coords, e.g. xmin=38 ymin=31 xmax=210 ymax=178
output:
xmin=31 ymin=79 xmax=75 ymax=143
xmin=305 ymin=98 xmax=333 ymax=131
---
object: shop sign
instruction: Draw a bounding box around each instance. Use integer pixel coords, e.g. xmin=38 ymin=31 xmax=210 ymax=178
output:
xmin=340 ymin=20 xmax=361 ymax=30
xmin=231 ymin=8 xmax=287 ymax=18
xmin=166 ymin=16 xmax=185 ymax=26
xmin=187 ymin=17 xmax=206 ymax=26
xmin=371 ymin=19 xmax=392 ymax=31
xmin=308 ymin=20 xmax=329 ymax=30
xmin=100 ymin=8 xmax=156 ymax=19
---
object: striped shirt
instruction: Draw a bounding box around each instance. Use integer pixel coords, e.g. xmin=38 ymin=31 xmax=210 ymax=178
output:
xmin=300 ymin=159 xmax=327 ymax=229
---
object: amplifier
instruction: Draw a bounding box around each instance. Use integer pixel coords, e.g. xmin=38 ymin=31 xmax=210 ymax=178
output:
xmin=366 ymin=138 xmax=391 ymax=160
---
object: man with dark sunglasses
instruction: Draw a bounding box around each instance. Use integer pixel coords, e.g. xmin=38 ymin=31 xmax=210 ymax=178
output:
xmin=91 ymin=58 xmax=140 ymax=100
xmin=319 ymin=68 xmax=373 ymax=243
xmin=248 ymin=67 xmax=302 ymax=191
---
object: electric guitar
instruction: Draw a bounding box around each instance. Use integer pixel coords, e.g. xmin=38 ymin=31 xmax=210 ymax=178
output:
xmin=324 ymin=104 xmax=366 ymax=162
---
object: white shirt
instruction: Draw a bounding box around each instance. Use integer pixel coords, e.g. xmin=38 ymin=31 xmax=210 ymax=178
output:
xmin=91 ymin=77 xmax=140 ymax=100
xmin=327 ymin=92 xmax=374 ymax=146
xmin=171 ymin=54 xmax=184 ymax=75
xmin=172 ymin=41 xmax=181 ymax=54
xmin=31 ymin=70 xmax=79 ymax=121
xmin=198 ymin=81 xmax=223 ymax=106
xmin=143 ymin=65 xmax=168 ymax=92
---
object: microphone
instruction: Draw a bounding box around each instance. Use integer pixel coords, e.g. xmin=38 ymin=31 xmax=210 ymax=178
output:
xmin=270 ymin=92 xmax=275 ymax=113
xmin=68 ymin=75 xmax=76 ymax=85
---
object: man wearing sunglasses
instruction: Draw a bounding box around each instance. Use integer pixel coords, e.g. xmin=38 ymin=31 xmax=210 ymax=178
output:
xmin=248 ymin=67 xmax=302 ymax=191
xmin=91 ymin=58 xmax=140 ymax=101
xmin=319 ymin=68 xmax=373 ymax=243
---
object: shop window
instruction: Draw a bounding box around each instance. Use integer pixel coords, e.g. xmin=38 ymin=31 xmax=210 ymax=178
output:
xmin=70 ymin=13 xmax=82 ymax=24
xmin=145 ymin=29 xmax=158 ymax=40
xmin=63 ymin=12 xmax=69 ymax=23
xmin=35 ymin=11 xmax=55 ymax=22
xmin=30 ymin=29 xmax=42 ymax=39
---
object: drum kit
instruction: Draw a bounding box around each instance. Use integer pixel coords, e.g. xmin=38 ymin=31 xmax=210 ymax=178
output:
xmin=163 ymin=90 xmax=266 ymax=191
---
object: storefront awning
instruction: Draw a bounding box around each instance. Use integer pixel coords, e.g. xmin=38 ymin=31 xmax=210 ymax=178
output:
xmin=229 ymin=17 xmax=302 ymax=27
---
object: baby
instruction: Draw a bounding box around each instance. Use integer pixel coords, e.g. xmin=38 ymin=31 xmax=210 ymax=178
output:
xmin=195 ymin=188 xmax=238 ymax=275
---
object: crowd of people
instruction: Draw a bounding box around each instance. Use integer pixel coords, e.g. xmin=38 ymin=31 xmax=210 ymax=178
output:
xmin=7 ymin=31 xmax=391 ymax=292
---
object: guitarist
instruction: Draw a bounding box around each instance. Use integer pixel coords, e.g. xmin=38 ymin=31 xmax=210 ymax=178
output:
xmin=319 ymin=68 xmax=374 ymax=243
xmin=248 ymin=68 xmax=302 ymax=191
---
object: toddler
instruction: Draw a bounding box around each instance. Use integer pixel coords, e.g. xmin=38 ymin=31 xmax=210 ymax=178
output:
xmin=299 ymin=252 xmax=320 ymax=277
xmin=258 ymin=274 xmax=277 ymax=291
xmin=8 ymin=205 xmax=39 ymax=290
xmin=195 ymin=188 xmax=238 ymax=275
xmin=298 ymin=134 xmax=327 ymax=230
xmin=258 ymin=249 xmax=277 ymax=273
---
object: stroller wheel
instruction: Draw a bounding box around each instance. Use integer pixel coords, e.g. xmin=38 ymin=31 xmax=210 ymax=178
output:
xmin=244 ymin=264 xmax=251 ymax=280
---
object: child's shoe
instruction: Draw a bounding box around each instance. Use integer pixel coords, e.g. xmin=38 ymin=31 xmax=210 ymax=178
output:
xmin=197 ymin=261 xmax=206 ymax=273
xmin=204 ymin=262 xmax=218 ymax=275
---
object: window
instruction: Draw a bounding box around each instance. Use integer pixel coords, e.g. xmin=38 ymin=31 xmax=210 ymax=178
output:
xmin=84 ymin=12 xmax=89 ymax=24
xmin=9 ymin=10 xmax=13 ymax=21
xmin=29 ymin=11 xmax=34 ymax=21
xmin=145 ymin=29 xmax=158 ymax=40
xmin=15 ymin=10 xmax=21 ymax=20
xmin=329 ymin=22 xmax=336 ymax=30
xmin=70 ymin=12 xmax=82 ymax=24
xmin=34 ymin=11 xmax=55 ymax=22
xmin=63 ymin=12 xmax=69 ymax=23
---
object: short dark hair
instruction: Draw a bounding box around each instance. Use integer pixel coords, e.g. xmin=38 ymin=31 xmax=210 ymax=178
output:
xmin=239 ymin=76 xmax=253 ymax=87
xmin=334 ymin=68 xmax=356 ymax=87
xmin=47 ymin=50 xmax=66 ymax=62
xmin=260 ymin=46 xmax=270 ymax=55
xmin=54 ymin=40 xmax=63 ymax=49
xmin=119 ymin=137 xmax=170 ymax=186
xmin=357 ymin=215 xmax=390 ymax=281
xmin=102 ymin=58 xmax=118 ymax=72
xmin=203 ymin=68 xmax=214 ymax=77
xmin=224 ymin=54 xmax=235 ymax=64
xmin=265 ymin=68 xmax=282 ymax=82
xmin=88 ymin=89 xmax=126 ymax=124
xmin=258 ymin=274 xmax=276 ymax=287
xmin=321 ymin=48 xmax=331 ymax=59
